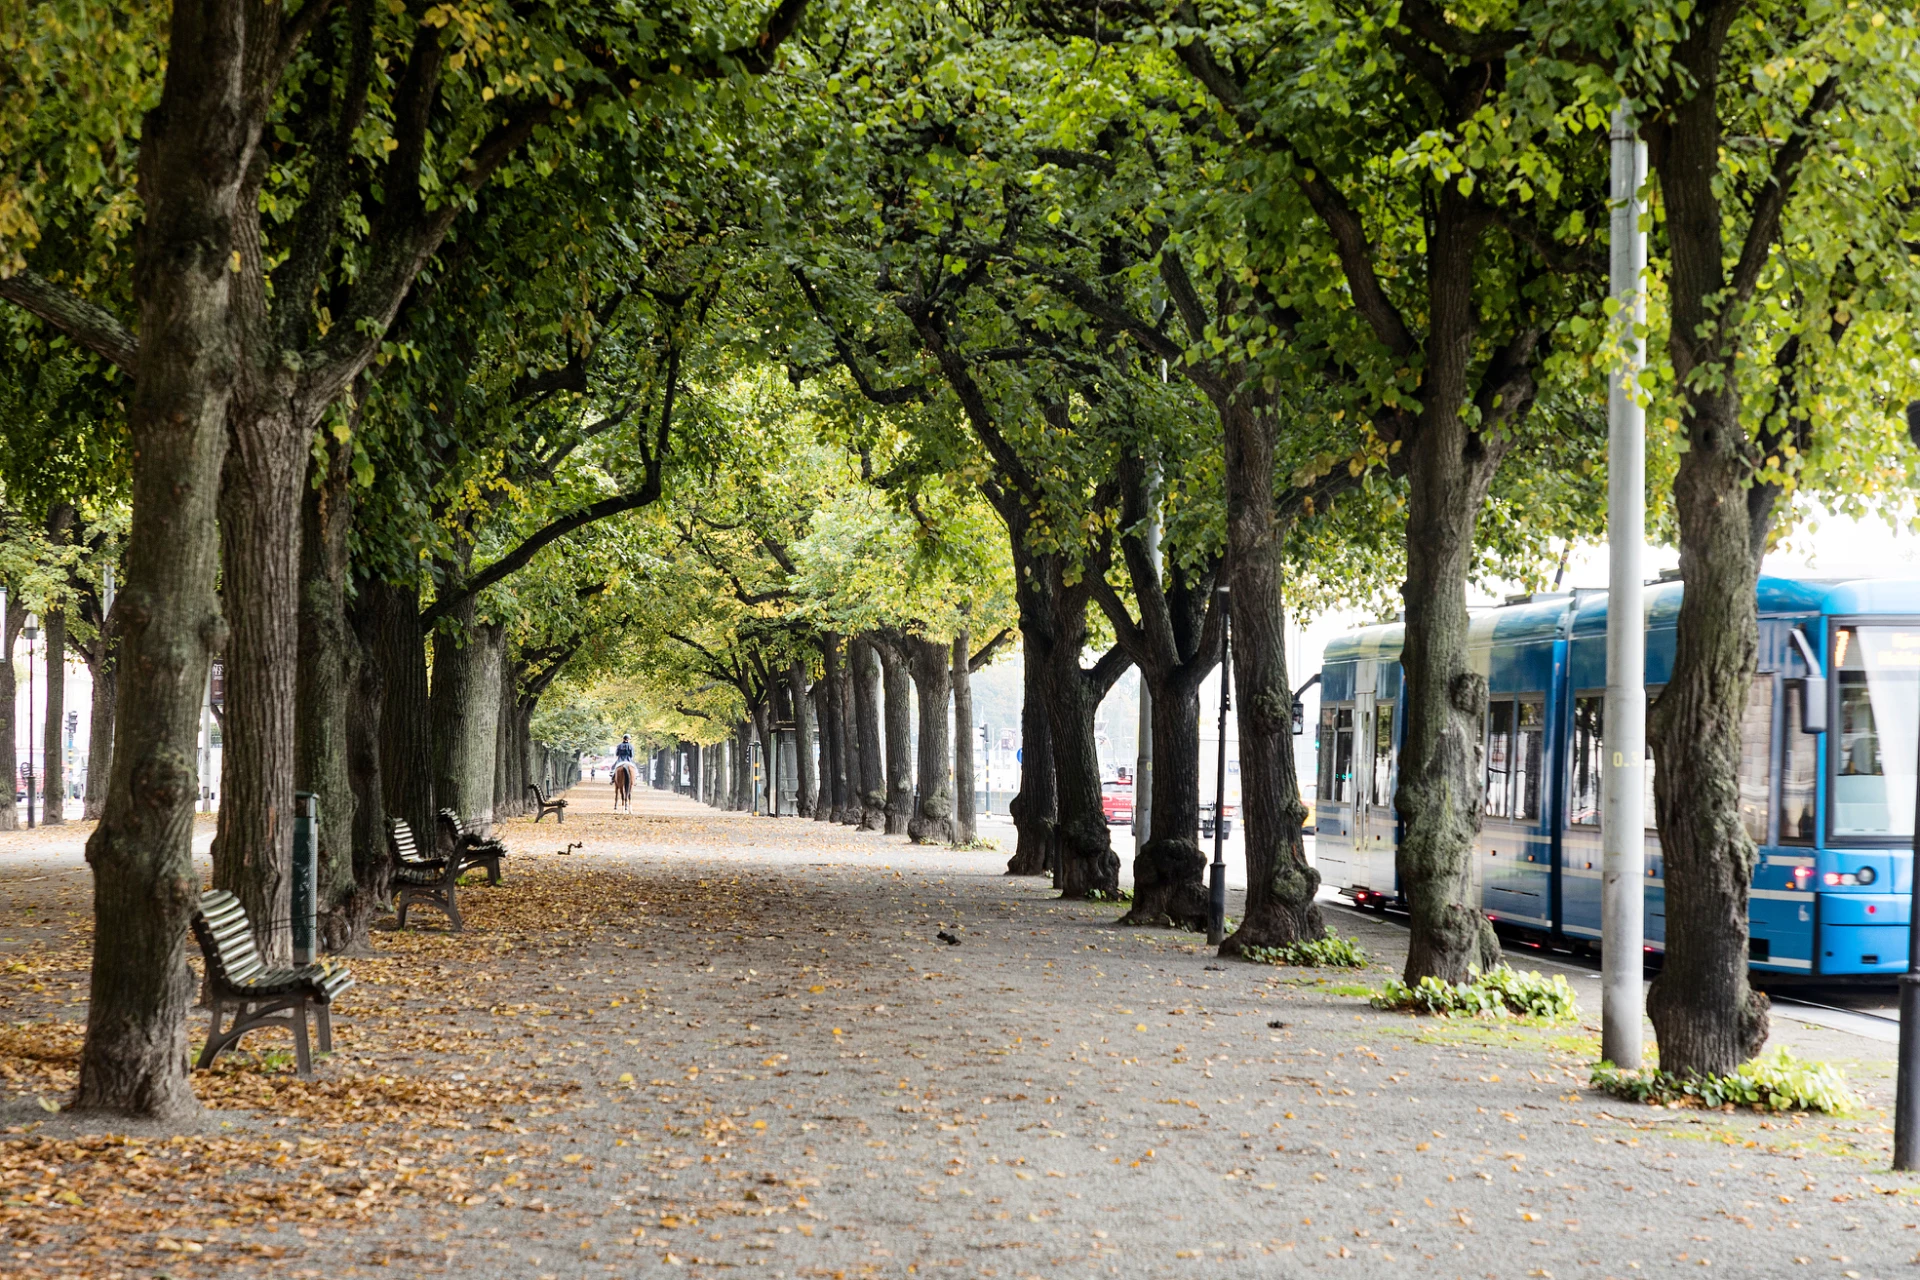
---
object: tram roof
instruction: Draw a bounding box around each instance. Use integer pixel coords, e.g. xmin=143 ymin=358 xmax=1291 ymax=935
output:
xmin=1319 ymin=575 xmax=1920 ymax=669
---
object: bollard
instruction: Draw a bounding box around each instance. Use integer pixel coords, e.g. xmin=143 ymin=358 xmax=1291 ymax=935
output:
xmin=292 ymin=791 xmax=319 ymax=964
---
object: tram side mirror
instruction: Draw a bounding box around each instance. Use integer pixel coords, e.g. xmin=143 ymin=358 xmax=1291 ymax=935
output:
xmin=1292 ymin=698 xmax=1305 ymax=735
xmin=1801 ymin=677 xmax=1827 ymax=734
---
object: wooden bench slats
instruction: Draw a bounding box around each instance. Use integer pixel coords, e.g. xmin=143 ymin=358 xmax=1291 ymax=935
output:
xmin=437 ymin=809 xmax=506 ymax=885
xmin=528 ymin=783 xmax=567 ymax=823
xmin=389 ymin=817 xmax=462 ymax=930
xmin=191 ymin=890 xmax=353 ymax=1075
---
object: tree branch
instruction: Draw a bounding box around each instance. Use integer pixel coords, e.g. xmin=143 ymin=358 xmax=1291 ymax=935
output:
xmin=0 ymin=271 xmax=138 ymax=374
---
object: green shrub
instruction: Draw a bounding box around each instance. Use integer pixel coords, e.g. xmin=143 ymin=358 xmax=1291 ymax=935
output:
xmin=1590 ymin=1049 xmax=1858 ymax=1114
xmin=1244 ymin=927 xmax=1369 ymax=969
xmin=1370 ymin=965 xmax=1578 ymax=1022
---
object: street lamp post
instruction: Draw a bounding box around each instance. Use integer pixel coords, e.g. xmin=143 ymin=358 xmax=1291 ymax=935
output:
xmin=1208 ymin=587 xmax=1232 ymax=947
xmin=22 ymin=616 xmax=37 ymax=830
xmin=1601 ymin=103 xmax=1648 ymax=1071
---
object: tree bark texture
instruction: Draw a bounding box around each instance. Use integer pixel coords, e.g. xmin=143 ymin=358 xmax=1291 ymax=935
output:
xmin=40 ymin=607 xmax=66 ymax=824
xmin=0 ymin=598 xmax=20 ymax=832
xmin=906 ymin=635 xmax=955 ymax=844
xmin=876 ymin=637 xmax=915 ymax=835
xmin=1217 ymin=402 xmax=1325 ymax=953
xmin=329 ymin=585 xmax=389 ymax=954
xmin=76 ymin=0 xmax=248 ymax=1119
xmin=493 ymin=662 xmax=526 ymax=819
xmin=818 ymin=634 xmax=850 ymax=822
xmin=211 ymin=401 xmax=306 ymax=963
xmin=1005 ymin=638 xmax=1056 ymax=876
xmin=82 ymin=604 xmax=118 ymax=822
xmin=296 ymin=436 xmax=356 ymax=938
xmin=370 ymin=579 xmax=434 ymax=844
xmin=733 ymin=720 xmax=754 ymax=812
xmin=1641 ymin=14 xmax=1783 ymax=1074
xmin=429 ymin=609 xmax=502 ymax=826
xmin=850 ymin=635 xmax=887 ymax=831
xmin=952 ymin=631 xmax=976 ymax=846
xmin=790 ymin=658 xmax=817 ymax=818
xmin=1091 ymin=458 xmax=1222 ymax=930
xmin=1014 ymin=538 xmax=1126 ymax=898
xmin=1395 ymin=411 xmax=1504 ymax=982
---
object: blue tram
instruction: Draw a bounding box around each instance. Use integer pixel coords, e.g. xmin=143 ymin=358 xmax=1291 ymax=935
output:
xmin=1313 ymin=576 xmax=1920 ymax=977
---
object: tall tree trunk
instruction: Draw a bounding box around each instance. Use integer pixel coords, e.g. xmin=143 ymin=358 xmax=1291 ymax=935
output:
xmin=850 ymin=635 xmax=887 ymax=830
xmin=1126 ymin=670 xmax=1210 ymax=928
xmin=211 ymin=404 xmax=305 ymax=963
xmin=41 ymin=607 xmax=66 ymax=825
xmin=370 ymin=579 xmax=434 ymax=844
xmin=1092 ymin=458 xmax=1222 ymax=930
xmin=876 ymin=637 xmax=914 ymax=835
xmin=0 ymin=597 xmax=20 ymax=832
xmin=76 ymin=0 xmax=247 ymax=1115
xmin=1218 ymin=401 xmax=1325 ymax=953
xmin=1641 ymin=28 xmax=1787 ymax=1075
xmin=952 ymin=631 xmax=976 ymax=846
xmin=790 ymin=658 xmax=817 ymax=818
xmin=1015 ymin=540 xmax=1126 ymax=899
xmin=1005 ymin=638 xmax=1056 ymax=875
xmin=493 ymin=660 xmax=523 ymax=818
xmin=733 ymin=720 xmax=754 ymax=812
xmin=907 ymin=635 xmax=955 ymax=844
xmin=329 ymin=582 xmax=388 ymax=954
xmin=429 ymin=603 xmax=501 ymax=825
xmin=838 ymin=638 xmax=863 ymax=825
xmin=295 ymin=435 xmax=356 ymax=940
xmin=1394 ymin=203 xmax=1509 ymax=986
xmin=818 ymin=635 xmax=848 ymax=822
xmin=82 ymin=599 xmax=118 ymax=822
xmin=767 ymin=678 xmax=793 ymax=813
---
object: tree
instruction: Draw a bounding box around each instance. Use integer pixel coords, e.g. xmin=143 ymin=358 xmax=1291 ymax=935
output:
xmin=0 ymin=0 xmax=812 ymax=1119
xmin=1620 ymin=0 xmax=1920 ymax=1076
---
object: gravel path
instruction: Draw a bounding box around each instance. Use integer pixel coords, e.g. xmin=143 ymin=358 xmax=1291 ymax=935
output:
xmin=3 ymin=785 xmax=1917 ymax=1279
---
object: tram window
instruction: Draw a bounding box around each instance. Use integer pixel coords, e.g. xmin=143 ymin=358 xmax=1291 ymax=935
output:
xmin=1737 ymin=676 xmax=1773 ymax=843
xmin=1514 ymin=700 xmax=1545 ymax=821
xmin=1832 ymin=625 xmax=1920 ymax=838
xmin=1485 ymin=701 xmax=1514 ymax=819
xmin=1643 ymin=689 xmax=1661 ymax=830
xmin=1372 ymin=706 xmax=1395 ymax=807
xmin=1569 ymin=695 xmax=1603 ymax=826
xmin=1317 ymin=707 xmax=1337 ymax=800
xmin=1779 ymin=680 xmax=1816 ymax=843
xmin=1331 ymin=708 xmax=1355 ymax=804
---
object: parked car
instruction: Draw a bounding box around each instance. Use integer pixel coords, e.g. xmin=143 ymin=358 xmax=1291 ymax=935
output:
xmin=1100 ymin=780 xmax=1133 ymax=826
xmin=1199 ymin=802 xmax=1236 ymax=839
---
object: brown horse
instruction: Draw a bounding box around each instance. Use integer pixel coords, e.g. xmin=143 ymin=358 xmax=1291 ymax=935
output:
xmin=612 ymin=760 xmax=637 ymax=813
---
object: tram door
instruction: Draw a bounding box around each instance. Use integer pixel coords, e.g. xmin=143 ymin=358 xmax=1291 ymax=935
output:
xmin=1365 ymin=682 xmax=1398 ymax=897
xmin=1352 ymin=662 xmax=1379 ymax=893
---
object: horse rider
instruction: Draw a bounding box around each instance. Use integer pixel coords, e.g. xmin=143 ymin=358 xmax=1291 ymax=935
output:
xmin=615 ymin=734 xmax=635 ymax=769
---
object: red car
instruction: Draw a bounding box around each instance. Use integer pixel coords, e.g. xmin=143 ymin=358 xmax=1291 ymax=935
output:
xmin=1101 ymin=780 xmax=1134 ymax=825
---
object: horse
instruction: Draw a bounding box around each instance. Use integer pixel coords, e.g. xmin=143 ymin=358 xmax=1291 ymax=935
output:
xmin=611 ymin=760 xmax=637 ymax=813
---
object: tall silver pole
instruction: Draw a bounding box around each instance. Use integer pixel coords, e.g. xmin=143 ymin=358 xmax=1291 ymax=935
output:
xmin=1136 ymin=466 xmax=1159 ymax=853
xmin=1602 ymin=104 xmax=1648 ymax=1070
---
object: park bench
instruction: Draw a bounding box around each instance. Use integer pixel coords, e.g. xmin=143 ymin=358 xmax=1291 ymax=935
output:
xmin=390 ymin=816 xmax=463 ymax=930
xmin=527 ymin=782 xmax=568 ymax=823
xmin=190 ymin=889 xmax=354 ymax=1075
xmin=437 ymin=808 xmax=508 ymax=884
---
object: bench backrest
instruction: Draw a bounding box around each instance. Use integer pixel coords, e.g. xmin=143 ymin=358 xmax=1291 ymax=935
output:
xmin=438 ymin=807 xmax=477 ymax=840
xmin=192 ymin=890 xmax=267 ymax=989
xmin=389 ymin=816 xmax=430 ymax=865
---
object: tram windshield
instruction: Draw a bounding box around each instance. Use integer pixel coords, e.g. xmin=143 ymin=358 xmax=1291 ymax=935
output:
xmin=1832 ymin=625 xmax=1920 ymax=838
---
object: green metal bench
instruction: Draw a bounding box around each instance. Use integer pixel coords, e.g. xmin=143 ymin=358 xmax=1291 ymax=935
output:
xmin=190 ymin=890 xmax=353 ymax=1075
